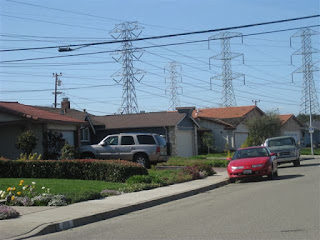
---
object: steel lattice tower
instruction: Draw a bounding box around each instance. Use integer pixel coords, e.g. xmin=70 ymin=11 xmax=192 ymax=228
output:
xmin=164 ymin=62 xmax=183 ymax=110
xmin=209 ymin=32 xmax=245 ymax=107
xmin=291 ymin=28 xmax=320 ymax=115
xmin=110 ymin=22 xmax=144 ymax=114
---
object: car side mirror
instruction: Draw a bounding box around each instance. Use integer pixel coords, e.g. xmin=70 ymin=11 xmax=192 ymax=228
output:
xmin=270 ymin=153 xmax=276 ymax=156
xmin=100 ymin=141 xmax=107 ymax=146
xmin=226 ymin=157 xmax=232 ymax=161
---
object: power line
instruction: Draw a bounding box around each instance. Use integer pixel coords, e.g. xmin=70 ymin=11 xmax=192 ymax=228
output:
xmin=1 ymin=17 xmax=319 ymax=52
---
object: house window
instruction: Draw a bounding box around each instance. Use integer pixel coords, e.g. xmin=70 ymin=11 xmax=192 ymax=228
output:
xmin=81 ymin=127 xmax=90 ymax=142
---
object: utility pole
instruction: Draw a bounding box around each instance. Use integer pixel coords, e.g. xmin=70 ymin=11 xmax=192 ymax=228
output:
xmin=164 ymin=61 xmax=183 ymax=111
xmin=52 ymin=73 xmax=62 ymax=108
xmin=110 ymin=22 xmax=144 ymax=114
xmin=209 ymin=32 xmax=245 ymax=107
xmin=291 ymin=28 xmax=319 ymax=155
xmin=252 ymin=99 xmax=260 ymax=106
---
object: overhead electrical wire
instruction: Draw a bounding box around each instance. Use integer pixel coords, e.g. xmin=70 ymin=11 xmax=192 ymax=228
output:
xmin=1 ymin=17 xmax=319 ymax=52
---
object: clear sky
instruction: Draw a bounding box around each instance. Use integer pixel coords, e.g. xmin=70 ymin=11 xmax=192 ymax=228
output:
xmin=0 ymin=0 xmax=319 ymax=116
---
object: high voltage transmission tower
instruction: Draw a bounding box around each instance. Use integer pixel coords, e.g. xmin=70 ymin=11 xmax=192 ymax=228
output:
xmin=209 ymin=32 xmax=245 ymax=107
xmin=110 ymin=22 xmax=145 ymax=114
xmin=164 ymin=62 xmax=183 ymax=110
xmin=291 ymin=28 xmax=320 ymax=115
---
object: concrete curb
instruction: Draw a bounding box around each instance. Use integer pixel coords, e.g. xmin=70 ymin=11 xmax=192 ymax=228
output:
xmin=9 ymin=178 xmax=229 ymax=240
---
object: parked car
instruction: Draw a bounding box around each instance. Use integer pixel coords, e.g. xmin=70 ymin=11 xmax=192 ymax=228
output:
xmin=227 ymin=146 xmax=278 ymax=183
xmin=79 ymin=133 xmax=168 ymax=168
xmin=263 ymin=136 xmax=300 ymax=167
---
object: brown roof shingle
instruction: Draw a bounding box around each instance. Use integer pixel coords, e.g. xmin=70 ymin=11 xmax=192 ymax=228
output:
xmin=93 ymin=111 xmax=186 ymax=129
xmin=193 ymin=105 xmax=258 ymax=119
xmin=0 ymin=102 xmax=85 ymax=124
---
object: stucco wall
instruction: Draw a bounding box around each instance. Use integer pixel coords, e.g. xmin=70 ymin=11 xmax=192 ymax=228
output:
xmin=0 ymin=123 xmax=44 ymax=159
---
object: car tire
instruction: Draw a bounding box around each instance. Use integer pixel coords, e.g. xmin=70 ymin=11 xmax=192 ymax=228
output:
xmin=229 ymin=178 xmax=236 ymax=183
xmin=133 ymin=153 xmax=150 ymax=169
xmin=80 ymin=152 xmax=95 ymax=159
xmin=293 ymin=158 xmax=300 ymax=167
xmin=268 ymin=168 xmax=275 ymax=180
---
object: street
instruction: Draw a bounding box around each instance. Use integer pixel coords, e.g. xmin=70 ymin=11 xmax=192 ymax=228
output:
xmin=31 ymin=158 xmax=319 ymax=240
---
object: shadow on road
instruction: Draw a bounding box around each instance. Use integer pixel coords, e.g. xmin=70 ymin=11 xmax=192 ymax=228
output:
xmin=275 ymin=174 xmax=304 ymax=180
xmin=278 ymin=162 xmax=320 ymax=169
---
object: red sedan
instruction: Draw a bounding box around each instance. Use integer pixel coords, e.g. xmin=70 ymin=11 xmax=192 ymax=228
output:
xmin=227 ymin=146 xmax=278 ymax=183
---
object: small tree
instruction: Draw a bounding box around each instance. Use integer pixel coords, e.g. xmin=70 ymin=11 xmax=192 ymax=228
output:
xmin=16 ymin=130 xmax=38 ymax=156
xmin=201 ymin=132 xmax=215 ymax=154
xmin=46 ymin=131 xmax=65 ymax=159
xmin=245 ymin=113 xmax=282 ymax=146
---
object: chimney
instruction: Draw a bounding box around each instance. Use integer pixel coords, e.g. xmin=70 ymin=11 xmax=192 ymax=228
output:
xmin=61 ymin=98 xmax=70 ymax=114
xmin=176 ymin=106 xmax=195 ymax=118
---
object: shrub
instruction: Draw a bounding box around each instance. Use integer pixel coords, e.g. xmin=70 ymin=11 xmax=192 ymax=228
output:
xmin=0 ymin=159 xmax=148 ymax=182
xmin=183 ymin=164 xmax=216 ymax=180
xmin=60 ymin=143 xmax=76 ymax=160
xmin=16 ymin=130 xmax=38 ymax=156
xmin=0 ymin=205 xmax=20 ymax=220
xmin=126 ymin=175 xmax=164 ymax=185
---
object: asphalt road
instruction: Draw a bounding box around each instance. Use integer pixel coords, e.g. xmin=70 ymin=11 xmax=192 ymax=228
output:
xmin=31 ymin=158 xmax=320 ymax=240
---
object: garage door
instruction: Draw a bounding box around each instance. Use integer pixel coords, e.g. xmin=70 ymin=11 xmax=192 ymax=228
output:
xmin=176 ymin=130 xmax=194 ymax=157
xmin=234 ymin=132 xmax=248 ymax=149
xmin=60 ymin=131 xmax=75 ymax=146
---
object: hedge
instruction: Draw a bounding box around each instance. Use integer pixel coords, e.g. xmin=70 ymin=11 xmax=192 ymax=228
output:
xmin=0 ymin=159 xmax=148 ymax=182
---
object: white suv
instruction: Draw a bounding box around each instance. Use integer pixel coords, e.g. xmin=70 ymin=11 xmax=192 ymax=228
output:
xmin=79 ymin=133 xmax=168 ymax=168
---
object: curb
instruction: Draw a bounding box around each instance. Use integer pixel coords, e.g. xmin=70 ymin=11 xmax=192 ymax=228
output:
xmin=10 ymin=178 xmax=229 ymax=240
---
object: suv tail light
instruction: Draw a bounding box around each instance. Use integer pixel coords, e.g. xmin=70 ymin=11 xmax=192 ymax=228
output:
xmin=156 ymin=146 xmax=160 ymax=154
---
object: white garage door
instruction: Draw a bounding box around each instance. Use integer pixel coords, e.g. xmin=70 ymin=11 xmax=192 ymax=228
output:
xmin=176 ymin=130 xmax=194 ymax=157
xmin=60 ymin=131 xmax=75 ymax=146
xmin=234 ymin=132 xmax=248 ymax=149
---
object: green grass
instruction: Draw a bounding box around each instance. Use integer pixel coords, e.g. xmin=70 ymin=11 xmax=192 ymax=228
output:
xmin=300 ymin=148 xmax=320 ymax=155
xmin=0 ymin=169 xmax=191 ymax=204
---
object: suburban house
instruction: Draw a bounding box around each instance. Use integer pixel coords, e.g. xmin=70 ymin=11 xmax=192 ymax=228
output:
xmin=193 ymin=105 xmax=265 ymax=151
xmin=36 ymin=98 xmax=102 ymax=146
xmin=278 ymin=114 xmax=303 ymax=144
xmin=92 ymin=107 xmax=200 ymax=157
xmin=0 ymin=101 xmax=86 ymax=159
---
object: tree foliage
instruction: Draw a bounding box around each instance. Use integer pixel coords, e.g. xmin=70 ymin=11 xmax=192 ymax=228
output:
xmin=245 ymin=114 xmax=282 ymax=146
xmin=296 ymin=114 xmax=320 ymax=124
xmin=16 ymin=130 xmax=38 ymax=156
xmin=201 ymin=132 xmax=215 ymax=154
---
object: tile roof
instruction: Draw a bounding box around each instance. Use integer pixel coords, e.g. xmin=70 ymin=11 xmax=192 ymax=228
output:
xmin=278 ymin=114 xmax=303 ymax=127
xmin=0 ymin=102 xmax=86 ymax=124
xmin=92 ymin=111 xmax=187 ymax=129
xmin=193 ymin=105 xmax=258 ymax=119
xmin=36 ymin=106 xmax=103 ymax=125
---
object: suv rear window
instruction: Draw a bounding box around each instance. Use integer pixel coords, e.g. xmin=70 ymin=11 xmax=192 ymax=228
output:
xmin=137 ymin=135 xmax=156 ymax=145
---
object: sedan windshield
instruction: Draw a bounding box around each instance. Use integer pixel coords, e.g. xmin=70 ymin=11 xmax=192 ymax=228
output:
xmin=233 ymin=148 xmax=269 ymax=160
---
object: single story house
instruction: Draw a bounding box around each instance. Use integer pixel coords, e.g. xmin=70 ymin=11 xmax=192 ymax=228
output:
xmin=302 ymin=120 xmax=320 ymax=147
xmin=193 ymin=105 xmax=265 ymax=151
xmin=278 ymin=114 xmax=303 ymax=144
xmin=92 ymin=107 xmax=200 ymax=157
xmin=0 ymin=101 xmax=86 ymax=159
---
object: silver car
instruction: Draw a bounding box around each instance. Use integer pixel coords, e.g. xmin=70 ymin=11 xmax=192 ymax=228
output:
xmin=79 ymin=133 xmax=168 ymax=168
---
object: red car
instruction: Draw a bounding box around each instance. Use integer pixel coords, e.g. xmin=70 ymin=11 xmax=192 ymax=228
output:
xmin=227 ymin=146 xmax=278 ymax=183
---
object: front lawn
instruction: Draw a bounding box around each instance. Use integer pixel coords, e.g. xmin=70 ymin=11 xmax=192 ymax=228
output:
xmin=300 ymin=148 xmax=320 ymax=155
xmin=159 ymin=156 xmax=229 ymax=168
xmin=0 ymin=168 xmax=194 ymax=205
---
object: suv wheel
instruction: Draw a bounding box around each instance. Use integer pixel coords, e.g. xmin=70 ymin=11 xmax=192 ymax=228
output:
xmin=133 ymin=154 xmax=150 ymax=169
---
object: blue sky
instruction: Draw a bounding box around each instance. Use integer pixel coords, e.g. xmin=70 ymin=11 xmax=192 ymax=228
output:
xmin=0 ymin=0 xmax=319 ymax=115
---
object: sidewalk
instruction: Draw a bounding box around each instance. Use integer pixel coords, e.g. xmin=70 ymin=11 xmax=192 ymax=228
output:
xmin=0 ymin=171 xmax=229 ymax=240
